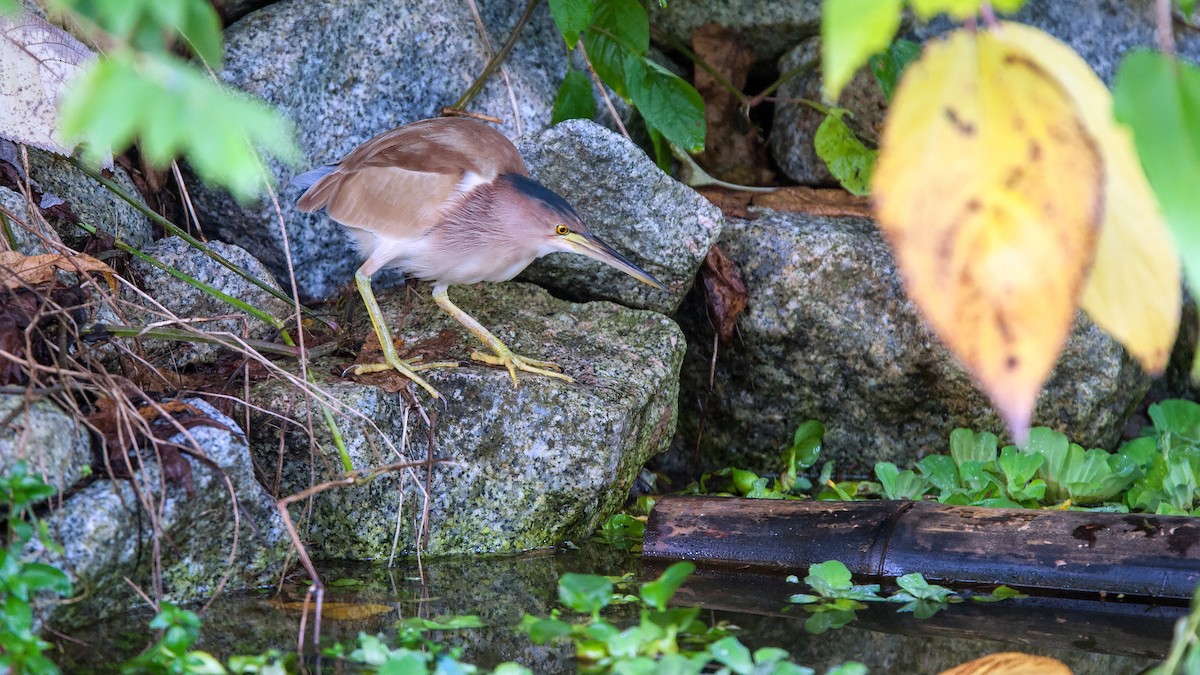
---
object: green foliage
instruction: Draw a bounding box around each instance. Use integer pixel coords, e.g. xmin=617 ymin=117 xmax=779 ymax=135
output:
xmin=820 ymin=0 xmax=904 ymax=101
xmin=552 ymin=68 xmax=596 ymax=124
xmin=786 ymin=561 xmax=1018 ymax=631
xmin=120 ymin=604 xmax=227 ymax=674
xmin=0 ymin=462 xmax=72 ymax=675
xmin=47 ymin=0 xmax=299 ymax=200
xmin=548 ymin=0 xmax=706 ymax=153
xmin=868 ymin=38 xmax=920 ymax=102
xmin=61 ymin=52 xmax=298 ymax=201
xmin=694 ymin=402 xmax=1200 ymax=514
xmin=814 ymin=109 xmax=876 ymax=195
xmin=520 ymin=563 xmax=841 ymax=673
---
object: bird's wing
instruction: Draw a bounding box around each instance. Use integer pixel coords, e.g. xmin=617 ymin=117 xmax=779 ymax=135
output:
xmin=295 ymin=118 xmax=527 ymax=240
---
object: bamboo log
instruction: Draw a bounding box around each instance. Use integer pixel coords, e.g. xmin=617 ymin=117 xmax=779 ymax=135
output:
xmin=643 ymin=496 xmax=1200 ymax=600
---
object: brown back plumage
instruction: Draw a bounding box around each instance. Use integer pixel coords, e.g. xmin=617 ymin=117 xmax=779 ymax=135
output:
xmin=295 ymin=118 xmax=528 ymax=241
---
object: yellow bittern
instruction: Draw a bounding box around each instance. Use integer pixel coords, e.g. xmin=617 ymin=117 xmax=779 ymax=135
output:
xmin=294 ymin=117 xmax=665 ymax=399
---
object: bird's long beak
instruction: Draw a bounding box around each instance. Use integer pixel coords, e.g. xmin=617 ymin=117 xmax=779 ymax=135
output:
xmin=562 ymin=232 xmax=667 ymax=291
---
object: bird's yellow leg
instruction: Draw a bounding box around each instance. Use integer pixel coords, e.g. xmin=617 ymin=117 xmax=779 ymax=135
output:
xmin=432 ymin=284 xmax=574 ymax=387
xmin=349 ymin=271 xmax=457 ymax=398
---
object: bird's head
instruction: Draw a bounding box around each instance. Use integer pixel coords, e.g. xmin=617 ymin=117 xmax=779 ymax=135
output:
xmin=498 ymin=173 xmax=667 ymax=291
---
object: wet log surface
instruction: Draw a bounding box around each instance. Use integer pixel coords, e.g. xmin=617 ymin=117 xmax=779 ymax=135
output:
xmin=643 ymin=496 xmax=1200 ymax=601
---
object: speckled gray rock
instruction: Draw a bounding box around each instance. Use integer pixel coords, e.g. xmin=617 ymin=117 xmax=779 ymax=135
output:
xmin=127 ymin=236 xmax=290 ymax=367
xmin=517 ymin=120 xmax=723 ymax=314
xmin=188 ymin=0 xmax=567 ymax=301
xmin=25 ymin=399 xmax=288 ymax=629
xmin=0 ymin=142 xmax=153 ymax=251
xmin=249 ymin=281 xmax=684 ymax=559
xmin=770 ymin=39 xmax=887 ymax=186
xmin=647 ymin=0 xmax=820 ymax=61
xmin=660 ymin=210 xmax=1149 ymax=477
xmin=0 ymin=395 xmax=90 ymax=495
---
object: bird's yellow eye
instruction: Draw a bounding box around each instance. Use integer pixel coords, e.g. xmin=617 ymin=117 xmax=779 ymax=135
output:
xmin=555 ymin=224 xmax=570 ymax=236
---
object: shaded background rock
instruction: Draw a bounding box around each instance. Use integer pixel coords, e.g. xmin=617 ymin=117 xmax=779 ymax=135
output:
xmin=25 ymin=400 xmax=289 ymax=630
xmin=770 ymin=40 xmax=887 ymax=186
xmin=658 ymin=210 xmax=1149 ymax=478
xmin=647 ymin=0 xmax=821 ymax=62
xmin=188 ymin=0 xmax=569 ymax=300
xmin=126 ymin=236 xmax=289 ymax=367
xmin=517 ymin=120 xmax=723 ymax=314
xmin=248 ymin=282 xmax=684 ymax=559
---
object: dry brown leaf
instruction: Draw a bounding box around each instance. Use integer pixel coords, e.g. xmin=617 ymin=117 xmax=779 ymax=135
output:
xmin=0 ymin=251 xmax=117 ymax=292
xmin=700 ymin=245 xmax=747 ymax=345
xmin=938 ymin=652 xmax=1072 ymax=675
xmin=0 ymin=12 xmax=98 ymax=161
xmin=0 ymin=284 xmax=84 ymax=384
xmin=691 ymin=24 xmax=774 ymax=186
xmin=752 ymin=186 xmax=872 ymax=218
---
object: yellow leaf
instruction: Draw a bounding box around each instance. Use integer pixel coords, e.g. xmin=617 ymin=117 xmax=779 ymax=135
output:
xmin=871 ymin=28 xmax=1103 ymax=440
xmin=938 ymin=651 xmax=1072 ymax=675
xmin=994 ymin=22 xmax=1180 ymax=374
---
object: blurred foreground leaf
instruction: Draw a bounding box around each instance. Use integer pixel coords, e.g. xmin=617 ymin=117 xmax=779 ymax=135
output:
xmin=60 ymin=51 xmax=299 ymax=200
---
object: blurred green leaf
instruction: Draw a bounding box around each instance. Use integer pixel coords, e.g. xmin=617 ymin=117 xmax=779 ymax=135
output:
xmin=708 ymin=636 xmax=753 ymax=675
xmin=821 ymin=0 xmax=903 ymax=100
xmin=1113 ymin=51 xmax=1200 ymax=320
xmin=549 ymin=0 xmax=594 ymax=48
xmin=814 ymin=109 xmax=875 ymax=195
xmin=48 ymin=0 xmax=223 ymax=66
xmin=552 ymin=68 xmax=595 ymax=124
xmin=909 ymin=0 xmax=1026 ymax=20
xmin=640 ymin=561 xmax=694 ymax=610
xmin=625 ymin=55 xmax=706 ymax=152
xmin=558 ymin=573 xmax=613 ymax=615
xmin=60 ymin=52 xmax=300 ymax=201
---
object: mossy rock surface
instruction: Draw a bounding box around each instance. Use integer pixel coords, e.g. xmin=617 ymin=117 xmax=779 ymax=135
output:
xmin=251 ymin=281 xmax=684 ymax=559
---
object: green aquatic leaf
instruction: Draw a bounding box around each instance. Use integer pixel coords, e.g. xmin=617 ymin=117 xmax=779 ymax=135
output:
xmin=625 ymin=55 xmax=706 ymax=152
xmin=552 ymin=68 xmax=596 ymax=123
xmin=821 ymin=0 xmax=903 ymax=100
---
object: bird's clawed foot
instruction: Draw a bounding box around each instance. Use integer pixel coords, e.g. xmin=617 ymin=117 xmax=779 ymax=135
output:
xmin=347 ymin=355 xmax=459 ymax=399
xmin=471 ymin=346 xmax=574 ymax=387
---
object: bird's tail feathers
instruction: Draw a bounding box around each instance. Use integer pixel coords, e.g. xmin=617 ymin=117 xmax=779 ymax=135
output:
xmin=291 ymin=164 xmax=337 ymax=191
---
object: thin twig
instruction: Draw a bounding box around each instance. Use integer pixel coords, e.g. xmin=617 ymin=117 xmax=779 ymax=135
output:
xmin=450 ymin=0 xmax=540 ymax=112
xmin=578 ymin=40 xmax=630 ymax=139
xmin=462 ymin=0 xmax=523 ymax=134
